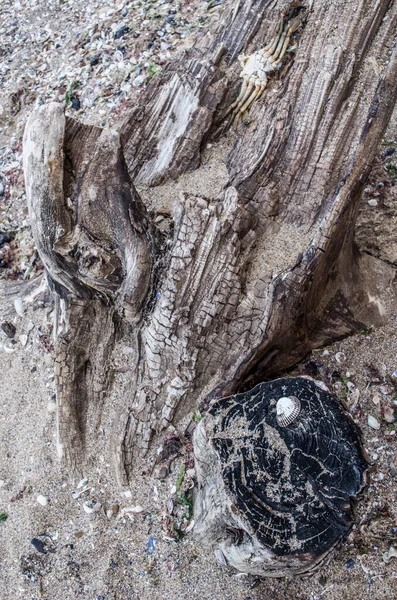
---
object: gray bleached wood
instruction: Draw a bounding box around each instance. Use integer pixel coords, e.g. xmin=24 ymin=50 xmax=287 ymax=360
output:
xmin=22 ymin=0 xmax=397 ymax=481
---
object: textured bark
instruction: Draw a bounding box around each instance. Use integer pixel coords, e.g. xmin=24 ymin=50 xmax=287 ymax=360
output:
xmin=22 ymin=0 xmax=397 ymax=481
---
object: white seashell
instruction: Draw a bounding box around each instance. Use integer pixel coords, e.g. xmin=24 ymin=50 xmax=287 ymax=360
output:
xmin=19 ymin=334 xmax=28 ymax=347
xmin=383 ymin=546 xmax=397 ymax=563
xmin=14 ymin=297 xmax=25 ymax=317
xmin=367 ymin=415 xmax=380 ymax=430
xmin=124 ymin=505 xmax=144 ymax=513
xmin=276 ymin=396 xmax=301 ymax=427
xmin=214 ymin=548 xmax=228 ymax=566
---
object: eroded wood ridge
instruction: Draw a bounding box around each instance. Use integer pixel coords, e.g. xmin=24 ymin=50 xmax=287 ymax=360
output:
xmin=23 ymin=103 xmax=155 ymax=471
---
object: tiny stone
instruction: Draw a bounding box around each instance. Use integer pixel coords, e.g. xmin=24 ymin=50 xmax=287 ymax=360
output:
xmin=124 ymin=490 xmax=132 ymax=499
xmin=74 ymin=531 xmax=84 ymax=538
xmin=19 ymin=334 xmax=28 ymax=347
xmin=124 ymin=505 xmax=144 ymax=513
xmin=31 ymin=538 xmax=46 ymax=553
xmin=382 ymin=147 xmax=396 ymax=157
xmin=380 ymin=385 xmax=392 ymax=395
xmin=383 ymin=406 xmax=396 ymax=423
xmin=1 ymin=321 xmax=16 ymax=338
xmin=368 ymin=415 xmax=380 ymax=430
xmin=71 ymin=96 xmax=80 ymax=110
xmin=47 ymin=401 xmax=56 ymax=413
xmin=114 ymin=26 xmax=130 ymax=39
xmin=378 ymin=472 xmax=384 ymax=481
xmin=367 ymin=199 xmax=378 ymax=207
xmin=111 ymin=503 xmax=120 ymax=515
xmin=36 ymin=495 xmax=48 ymax=506
xmin=372 ymin=394 xmax=381 ymax=406
xmin=0 ymin=182 xmax=4 ymax=196
xmin=344 ymin=558 xmax=355 ymax=569
xmin=132 ymin=75 xmax=145 ymax=87
xmin=156 ymin=465 xmax=168 ymax=479
xmin=14 ymin=297 xmax=25 ymax=317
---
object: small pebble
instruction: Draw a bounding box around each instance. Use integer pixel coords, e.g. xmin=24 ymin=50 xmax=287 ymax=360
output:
xmin=0 ymin=182 xmax=4 ymax=196
xmin=344 ymin=558 xmax=355 ymax=569
xmin=14 ymin=297 xmax=25 ymax=317
xmin=372 ymin=394 xmax=381 ymax=406
xmin=19 ymin=334 xmax=28 ymax=347
xmin=36 ymin=495 xmax=48 ymax=506
xmin=74 ymin=531 xmax=84 ymax=538
xmin=156 ymin=465 xmax=168 ymax=479
xmin=47 ymin=401 xmax=57 ymax=413
xmin=70 ymin=96 xmax=80 ymax=110
xmin=382 ymin=147 xmax=396 ymax=157
xmin=1 ymin=321 xmax=16 ymax=338
xmin=114 ymin=26 xmax=130 ymax=39
xmin=31 ymin=538 xmax=46 ymax=553
xmin=383 ymin=406 xmax=396 ymax=423
xmin=380 ymin=385 xmax=392 ymax=395
xmin=77 ymin=478 xmax=88 ymax=489
xmin=124 ymin=505 xmax=144 ymax=514
xmin=83 ymin=501 xmax=101 ymax=514
xmin=367 ymin=199 xmax=378 ymax=207
xmin=148 ymin=536 xmax=158 ymax=555
xmin=368 ymin=415 xmax=380 ymax=430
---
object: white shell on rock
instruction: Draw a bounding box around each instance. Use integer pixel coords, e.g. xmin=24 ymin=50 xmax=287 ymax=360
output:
xmin=276 ymin=396 xmax=301 ymax=427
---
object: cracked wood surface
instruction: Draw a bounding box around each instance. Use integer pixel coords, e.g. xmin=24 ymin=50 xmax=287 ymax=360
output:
xmin=22 ymin=0 xmax=397 ymax=480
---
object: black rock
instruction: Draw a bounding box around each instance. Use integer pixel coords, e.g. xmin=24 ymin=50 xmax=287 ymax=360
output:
xmin=305 ymin=360 xmax=318 ymax=376
xmin=114 ymin=26 xmax=130 ymax=40
xmin=90 ymin=55 xmax=100 ymax=66
xmin=0 ymin=232 xmax=14 ymax=245
xmin=31 ymin=538 xmax=46 ymax=554
xmin=70 ymin=96 xmax=80 ymax=110
xmin=344 ymin=558 xmax=355 ymax=569
xmin=382 ymin=147 xmax=396 ymax=158
xmin=1 ymin=321 xmax=16 ymax=338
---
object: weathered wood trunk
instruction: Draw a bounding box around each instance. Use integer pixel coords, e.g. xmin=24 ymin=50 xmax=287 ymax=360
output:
xmin=23 ymin=0 xmax=397 ymax=483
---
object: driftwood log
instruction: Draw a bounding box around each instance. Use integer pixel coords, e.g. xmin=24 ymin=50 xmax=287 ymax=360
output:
xmin=193 ymin=377 xmax=368 ymax=576
xmin=23 ymin=0 xmax=397 ymax=497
